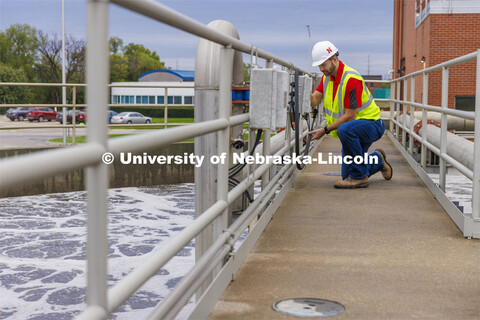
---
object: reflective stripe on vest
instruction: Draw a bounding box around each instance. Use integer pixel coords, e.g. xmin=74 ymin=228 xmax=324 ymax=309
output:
xmin=337 ymin=71 xmax=373 ymax=113
xmin=322 ymin=76 xmax=343 ymax=118
xmin=323 ymin=68 xmax=376 ymax=118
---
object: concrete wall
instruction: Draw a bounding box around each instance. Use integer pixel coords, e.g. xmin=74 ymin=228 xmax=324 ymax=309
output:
xmin=0 ymin=143 xmax=194 ymax=198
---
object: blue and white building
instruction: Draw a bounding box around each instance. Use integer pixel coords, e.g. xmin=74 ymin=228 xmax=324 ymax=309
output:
xmin=111 ymin=70 xmax=195 ymax=106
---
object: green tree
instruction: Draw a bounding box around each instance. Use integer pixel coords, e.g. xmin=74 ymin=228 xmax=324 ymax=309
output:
xmin=0 ymin=24 xmax=39 ymax=80
xmin=123 ymin=43 xmax=165 ymax=81
xmin=34 ymin=31 xmax=86 ymax=104
xmin=243 ymin=63 xmax=251 ymax=82
xmin=0 ymin=63 xmax=34 ymax=104
xmin=109 ymin=36 xmax=123 ymax=55
xmin=109 ymin=37 xmax=128 ymax=83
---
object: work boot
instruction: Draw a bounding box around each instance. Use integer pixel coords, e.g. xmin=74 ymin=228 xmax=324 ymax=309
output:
xmin=334 ymin=177 xmax=369 ymax=189
xmin=375 ymin=148 xmax=393 ymax=180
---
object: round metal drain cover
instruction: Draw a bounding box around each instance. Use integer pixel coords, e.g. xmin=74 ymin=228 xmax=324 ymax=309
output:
xmin=272 ymin=298 xmax=345 ymax=318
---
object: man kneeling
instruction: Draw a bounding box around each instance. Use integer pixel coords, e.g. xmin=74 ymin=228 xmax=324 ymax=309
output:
xmin=308 ymin=40 xmax=392 ymax=188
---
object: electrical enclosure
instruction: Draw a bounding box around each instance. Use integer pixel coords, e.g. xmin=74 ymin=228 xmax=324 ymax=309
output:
xmin=249 ymin=68 xmax=277 ymax=130
xmin=274 ymin=69 xmax=289 ymax=130
xmin=298 ymin=75 xmax=313 ymax=114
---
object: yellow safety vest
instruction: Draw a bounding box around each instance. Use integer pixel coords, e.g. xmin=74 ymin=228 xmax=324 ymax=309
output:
xmin=322 ymin=64 xmax=380 ymax=138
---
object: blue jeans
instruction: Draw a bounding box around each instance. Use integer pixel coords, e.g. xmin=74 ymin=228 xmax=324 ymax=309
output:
xmin=337 ymin=119 xmax=385 ymax=180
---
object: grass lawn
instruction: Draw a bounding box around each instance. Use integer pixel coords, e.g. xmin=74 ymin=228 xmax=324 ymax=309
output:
xmin=109 ymin=117 xmax=194 ymax=130
xmin=49 ymin=134 xmax=131 ymax=144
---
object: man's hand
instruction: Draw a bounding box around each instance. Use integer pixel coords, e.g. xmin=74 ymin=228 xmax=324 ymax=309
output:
xmin=308 ymin=128 xmax=325 ymax=140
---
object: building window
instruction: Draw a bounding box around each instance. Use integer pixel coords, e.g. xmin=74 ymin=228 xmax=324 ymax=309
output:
xmin=129 ymin=96 xmax=134 ymax=104
xmin=113 ymin=95 xmax=120 ymax=104
xmin=142 ymin=96 xmax=148 ymax=104
xmin=455 ymin=96 xmax=475 ymax=112
xmin=184 ymin=96 xmax=193 ymax=104
xmin=149 ymin=96 xmax=155 ymax=104
xmin=121 ymin=96 xmax=125 ymax=104
xmin=157 ymin=96 xmax=165 ymax=104
xmin=167 ymin=96 xmax=182 ymax=104
xmin=136 ymin=96 xmax=141 ymax=104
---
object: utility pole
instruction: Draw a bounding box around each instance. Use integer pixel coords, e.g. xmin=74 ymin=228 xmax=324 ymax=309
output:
xmin=367 ymin=55 xmax=371 ymax=75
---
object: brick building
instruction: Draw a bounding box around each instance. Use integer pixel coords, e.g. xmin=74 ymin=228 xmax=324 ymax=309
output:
xmin=363 ymin=75 xmax=384 ymax=94
xmin=393 ymin=0 xmax=480 ymax=111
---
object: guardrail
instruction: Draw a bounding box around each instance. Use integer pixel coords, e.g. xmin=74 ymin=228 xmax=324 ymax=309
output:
xmin=388 ymin=50 xmax=480 ymax=238
xmin=0 ymin=0 xmax=317 ymax=319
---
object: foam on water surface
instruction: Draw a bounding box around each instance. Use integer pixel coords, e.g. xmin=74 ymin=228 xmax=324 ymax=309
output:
xmin=0 ymin=184 xmax=195 ymax=320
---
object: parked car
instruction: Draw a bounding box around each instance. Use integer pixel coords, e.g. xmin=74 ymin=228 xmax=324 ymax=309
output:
xmin=6 ymin=107 xmax=33 ymax=121
xmin=108 ymin=110 xmax=118 ymax=124
xmin=56 ymin=112 xmax=64 ymax=123
xmin=110 ymin=112 xmax=152 ymax=124
xmin=26 ymin=107 xmax=58 ymax=122
xmin=56 ymin=110 xmax=86 ymax=124
xmin=73 ymin=110 xmax=86 ymax=124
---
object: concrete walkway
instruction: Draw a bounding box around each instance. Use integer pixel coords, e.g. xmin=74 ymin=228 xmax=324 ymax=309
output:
xmin=209 ymin=136 xmax=480 ymax=320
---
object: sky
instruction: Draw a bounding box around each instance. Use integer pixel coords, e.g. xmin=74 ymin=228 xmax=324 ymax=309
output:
xmin=0 ymin=0 xmax=394 ymax=78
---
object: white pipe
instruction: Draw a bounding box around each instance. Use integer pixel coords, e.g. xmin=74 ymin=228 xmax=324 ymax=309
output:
xmin=405 ymin=115 xmax=475 ymax=172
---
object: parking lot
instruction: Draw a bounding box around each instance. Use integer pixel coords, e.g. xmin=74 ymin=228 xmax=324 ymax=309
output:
xmin=0 ymin=115 xmax=153 ymax=150
xmin=0 ymin=115 xmax=83 ymax=149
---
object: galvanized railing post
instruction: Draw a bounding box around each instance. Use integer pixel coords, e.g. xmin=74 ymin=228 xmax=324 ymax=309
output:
xmin=439 ymin=66 xmax=449 ymax=192
xmin=409 ymin=76 xmax=415 ymax=155
xmin=164 ymin=87 xmax=168 ymax=129
xmin=402 ymin=78 xmax=407 ymax=147
xmin=262 ymin=59 xmax=274 ymax=190
xmin=472 ymin=50 xmax=480 ymax=220
xmin=396 ymin=79 xmax=401 ymax=139
xmin=73 ymin=85 xmax=77 ymax=145
xmin=421 ymin=73 xmax=428 ymax=169
xmin=73 ymin=103 xmax=77 ymax=142
xmin=217 ymin=45 xmax=234 ymax=231
xmin=85 ymin=0 xmax=109 ymax=317
xmin=62 ymin=85 xmax=68 ymax=146
xmin=389 ymin=81 xmax=395 ymax=133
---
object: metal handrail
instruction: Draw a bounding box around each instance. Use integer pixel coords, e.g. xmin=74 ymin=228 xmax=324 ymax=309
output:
xmin=387 ymin=49 xmax=480 ymax=237
xmin=393 ymin=51 xmax=477 ymax=81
